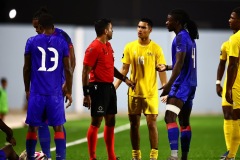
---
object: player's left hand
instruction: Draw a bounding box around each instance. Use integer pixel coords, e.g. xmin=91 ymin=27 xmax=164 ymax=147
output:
xmin=65 ymin=93 xmax=72 ymax=108
xmin=161 ymin=95 xmax=168 ymax=103
xmin=6 ymin=136 xmax=16 ymax=146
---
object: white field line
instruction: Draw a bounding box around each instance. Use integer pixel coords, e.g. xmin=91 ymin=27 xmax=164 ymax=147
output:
xmin=50 ymin=116 xmax=163 ymax=152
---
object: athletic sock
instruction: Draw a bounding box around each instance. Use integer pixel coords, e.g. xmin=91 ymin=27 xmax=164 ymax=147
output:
xmin=104 ymin=126 xmax=116 ymax=160
xmin=224 ymin=119 xmax=233 ymax=151
xmin=167 ymin=122 xmax=179 ymax=158
xmin=54 ymin=132 xmax=66 ymax=160
xmin=26 ymin=132 xmax=37 ymax=160
xmin=228 ymin=120 xmax=240 ymax=158
xmin=180 ymin=126 xmax=191 ymax=158
xmin=38 ymin=123 xmax=51 ymax=158
xmin=87 ymin=125 xmax=99 ymax=160
xmin=150 ymin=148 xmax=158 ymax=159
xmin=132 ymin=150 xmax=141 ymax=159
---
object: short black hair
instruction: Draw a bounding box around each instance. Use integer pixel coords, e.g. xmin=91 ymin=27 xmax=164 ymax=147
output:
xmin=1 ymin=78 xmax=7 ymax=84
xmin=94 ymin=18 xmax=112 ymax=37
xmin=33 ymin=7 xmax=48 ymax=20
xmin=140 ymin=18 xmax=153 ymax=28
xmin=38 ymin=13 xmax=54 ymax=29
xmin=233 ymin=7 xmax=240 ymax=18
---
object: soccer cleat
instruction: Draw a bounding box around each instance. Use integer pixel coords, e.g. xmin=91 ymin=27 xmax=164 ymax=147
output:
xmin=19 ymin=150 xmax=27 ymax=160
xmin=116 ymin=157 xmax=120 ymax=160
xmin=220 ymin=151 xmax=229 ymax=160
xmin=167 ymin=156 xmax=178 ymax=160
xmin=132 ymin=158 xmax=141 ymax=160
xmin=150 ymin=158 xmax=157 ymax=160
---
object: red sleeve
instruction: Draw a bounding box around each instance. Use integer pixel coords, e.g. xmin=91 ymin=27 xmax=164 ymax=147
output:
xmin=83 ymin=44 xmax=99 ymax=67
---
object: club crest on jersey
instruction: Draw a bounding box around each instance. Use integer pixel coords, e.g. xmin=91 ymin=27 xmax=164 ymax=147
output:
xmin=147 ymin=52 xmax=153 ymax=56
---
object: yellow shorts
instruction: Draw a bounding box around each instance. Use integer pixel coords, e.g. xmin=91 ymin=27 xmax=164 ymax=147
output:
xmin=222 ymin=87 xmax=233 ymax=107
xmin=232 ymin=88 xmax=240 ymax=109
xmin=128 ymin=96 xmax=159 ymax=114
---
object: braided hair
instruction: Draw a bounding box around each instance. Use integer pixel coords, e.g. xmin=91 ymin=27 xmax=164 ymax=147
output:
xmin=169 ymin=9 xmax=199 ymax=40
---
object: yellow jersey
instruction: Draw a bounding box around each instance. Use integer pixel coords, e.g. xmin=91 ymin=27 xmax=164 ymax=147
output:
xmin=122 ymin=40 xmax=166 ymax=98
xmin=229 ymin=30 xmax=240 ymax=89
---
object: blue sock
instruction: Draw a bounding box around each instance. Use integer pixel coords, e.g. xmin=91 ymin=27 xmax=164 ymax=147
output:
xmin=180 ymin=126 xmax=192 ymax=153
xmin=54 ymin=132 xmax=66 ymax=160
xmin=26 ymin=132 xmax=37 ymax=160
xmin=38 ymin=123 xmax=51 ymax=158
xmin=167 ymin=122 xmax=179 ymax=151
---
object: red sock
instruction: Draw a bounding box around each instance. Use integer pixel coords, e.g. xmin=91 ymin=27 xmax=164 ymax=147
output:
xmin=104 ymin=126 xmax=116 ymax=160
xmin=87 ymin=125 xmax=98 ymax=160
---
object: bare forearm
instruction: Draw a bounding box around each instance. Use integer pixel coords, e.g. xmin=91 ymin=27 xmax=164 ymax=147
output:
xmin=23 ymin=66 xmax=31 ymax=92
xmin=65 ymin=68 xmax=73 ymax=94
xmin=159 ymin=71 xmax=167 ymax=86
xmin=70 ymin=47 xmax=76 ymax=72
xmin=217 ymin=60 xmax=226 ymax=81
xmin=226 ymin=63 xmax=237 ymax=90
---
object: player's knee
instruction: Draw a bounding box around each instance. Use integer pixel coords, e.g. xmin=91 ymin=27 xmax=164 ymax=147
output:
xmin=164 ymin=105 xmax=180 ymax=123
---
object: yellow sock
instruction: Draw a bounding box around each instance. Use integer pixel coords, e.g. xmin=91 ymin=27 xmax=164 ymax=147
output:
xmin=224 ymin=119 xmax=233 ymax=150
xmin=228 ymin=120 xmax=240 ymax=158
xmin=150 ymin=149 xmax=158 ymax=159
xmin=132 ymin=150 xmax=141 ymax=159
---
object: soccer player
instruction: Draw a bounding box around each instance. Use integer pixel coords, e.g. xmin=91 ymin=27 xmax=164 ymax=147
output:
xmin=114 ymin=18 xmax=167 ymax=160
xmin=29 ymin=7 xmax=76 ymax=159
xmin=0 ymin=78 xmax=9 ymax=121
xmin=216 ymin=37 xmax=236 ymax=159
xmin=23 ymin=13 xmax=73 ymax=160
xmin=0 ymin=119 xmax=19 ymax=160
xmin=225 ymin=7 xmax=240 ymax=160
xmin=82 ymin=18 xmax=134 ymax=160
xmin=156 ymin=9 xmax=199 ymax=160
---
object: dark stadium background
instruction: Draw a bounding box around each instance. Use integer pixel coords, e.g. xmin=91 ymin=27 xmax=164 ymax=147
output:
xmin=0 ymin=0 xmax=239 ymax=29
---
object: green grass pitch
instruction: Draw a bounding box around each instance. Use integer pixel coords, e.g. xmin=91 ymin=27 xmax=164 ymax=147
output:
xmin=0 ymin=115 xmax=238 ymax=160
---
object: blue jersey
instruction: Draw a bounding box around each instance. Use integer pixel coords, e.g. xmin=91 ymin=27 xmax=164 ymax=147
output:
xmin=172 ymin=29 xmax=197 ymax=86
xmin=54 ymin=28 xmax=73 ymax=84
xmin=24 ymin=34 xmax=69 ymax=95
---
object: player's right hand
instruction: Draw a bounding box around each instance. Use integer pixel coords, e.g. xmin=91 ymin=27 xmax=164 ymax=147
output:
xmin=6 ymin=136 xmax=16 ymax=146
xmin=65 ymin=93 xmax=72 ymax=108
xmin=83 ymin=96 xmax=91 ymax=110
xmin=216 ymin=84 xmax=222 ymax=97
xmin=25 ymin=91 xmax=30 ymax=101
xmin=156 ymin=64 xmax=166 ymax=72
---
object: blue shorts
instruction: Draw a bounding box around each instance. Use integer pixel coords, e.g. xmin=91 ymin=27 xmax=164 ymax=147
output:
xmin=0 ymin=150 xmax=6 ymax=160
xmin=26 ymin=94 xmax=66 ymax=126
xmin=168 ymin=84 xmax=196 ymax=107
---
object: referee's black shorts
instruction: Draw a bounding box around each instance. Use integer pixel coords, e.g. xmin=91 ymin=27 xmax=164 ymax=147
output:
xmin=89 ymin=82 xmax=117 ymax=117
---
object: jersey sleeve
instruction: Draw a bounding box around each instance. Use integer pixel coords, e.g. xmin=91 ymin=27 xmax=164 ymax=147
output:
xmin=220 ymin=41 xmax=228 ymax=60
xmin=83 ymin=44 xmax=99 ymax=67
xmin=121 ymin=43 xmax=131 ymax=64
xmin=156 ymin=46 xmax=166 ymax=65
xmin=24 ymin=37 xmax=34 ymax=55
xmin=176 ymin=33 xmax=187 ymax=53
xmin=229 ymin=35 xmax=240 ymax=58
xmin=62 ymin=40 xmax=70 ymax=57
xmin=61 ymin=30 xmax=73 ymax=47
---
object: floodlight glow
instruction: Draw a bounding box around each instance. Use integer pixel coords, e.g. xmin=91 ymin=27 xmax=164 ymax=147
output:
xmin=9 ymin=9 xmax=17 ymax=19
